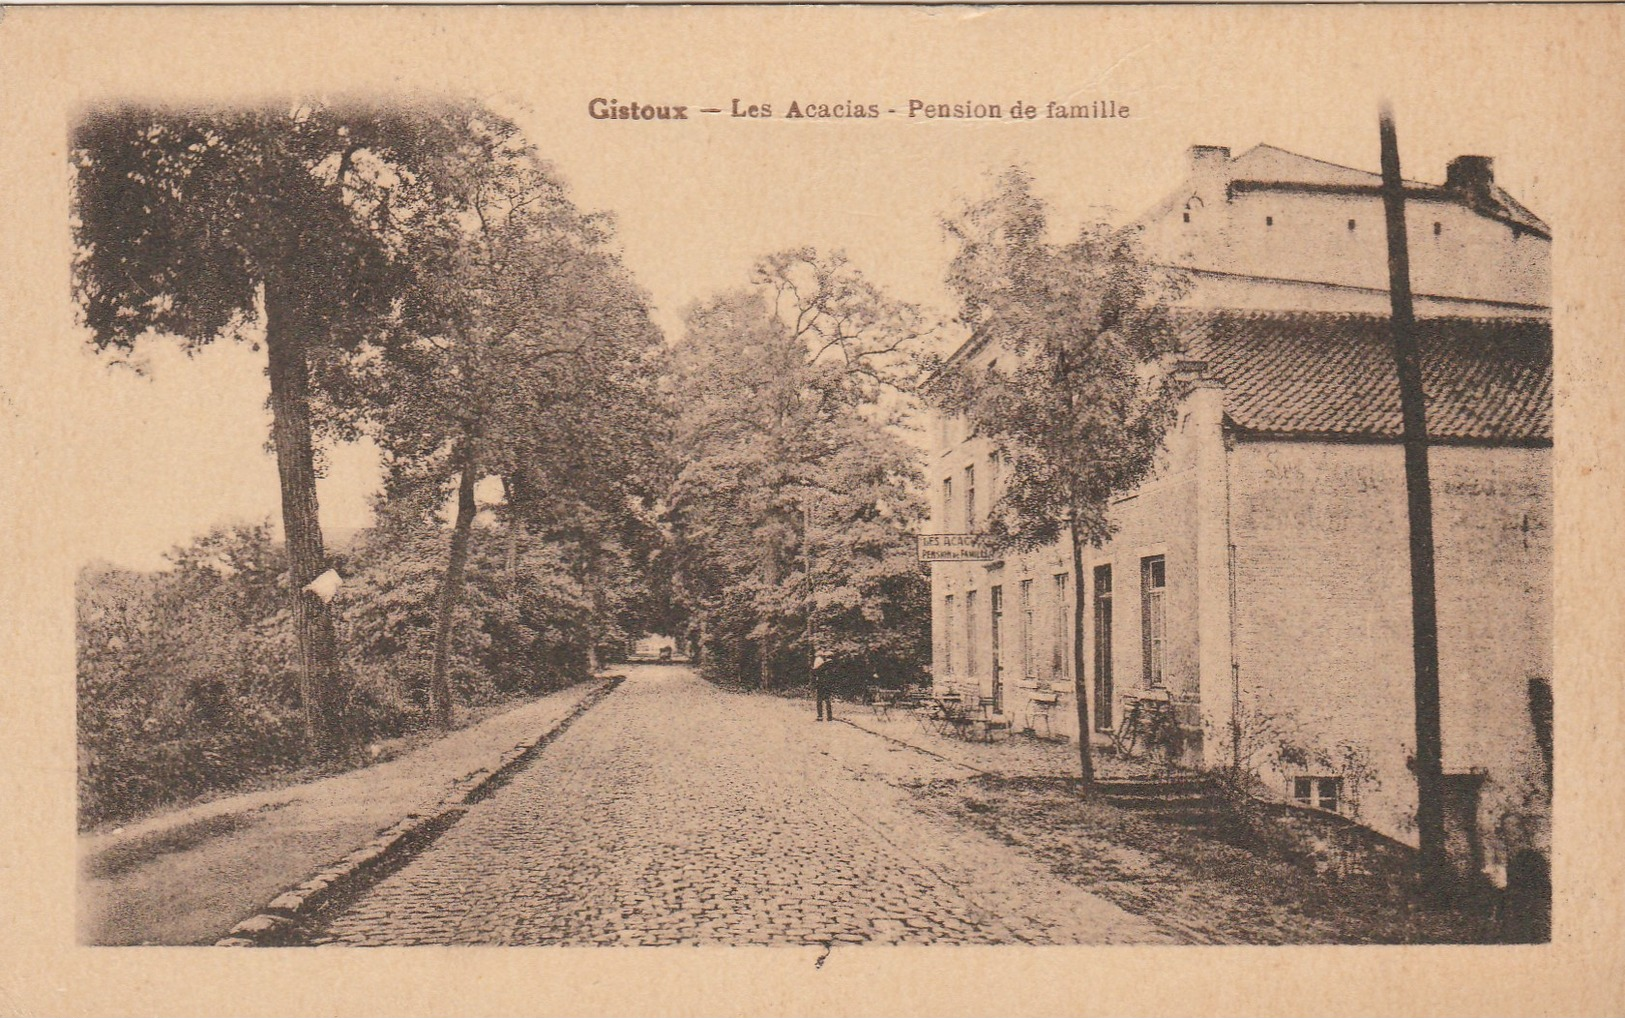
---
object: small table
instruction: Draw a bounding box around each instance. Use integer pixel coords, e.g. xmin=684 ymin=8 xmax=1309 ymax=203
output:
xmin=921 ymin=694 xmax=973 ymax=739
xmin=867 ymin=687 xmax=901 ymax=721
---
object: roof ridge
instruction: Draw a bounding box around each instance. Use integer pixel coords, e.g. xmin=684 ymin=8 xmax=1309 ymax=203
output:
xmin=1230 ymin=145 xmax=1548 ymax=233
xmin=1170 ymin=307 xmax=1552 ymax=328
xmin=1239 ymin=143 xmax=1375 ymax=177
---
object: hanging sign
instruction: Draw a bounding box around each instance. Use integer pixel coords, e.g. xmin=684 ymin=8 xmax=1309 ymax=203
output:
xmin=917 ymin=534 xmax=997 ymax=562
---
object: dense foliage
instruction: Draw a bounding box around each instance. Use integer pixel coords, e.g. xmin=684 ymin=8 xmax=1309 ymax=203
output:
xmin=73 ymin=103 xmax=674 ymax=826
xmin=78 ymin=525 xmax=304 ymax=828
xmin=73 ymin=106 xmax=942 ymax=827
xmin=76 ymin=517 xmax=604 ymax=829
xmin=71 ymin=99 xmax=504 ymax=752
xmin=666 ymin=251 xmax=934 ymax=693
xmin=332 ymin=121 xmax=670 ymax=728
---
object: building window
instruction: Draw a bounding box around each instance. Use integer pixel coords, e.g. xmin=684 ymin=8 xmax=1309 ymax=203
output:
xmin=1293 ymin=776 xmax=1343 ymax=814
xmin=1433 ymin=221 xmax=1442 ymax=236
xmin=1019 ymin=579 xmax=1035 ymax=680
xmin=1052 ymin=572 xmax=1070 ymax=681
xmin=1265 ymin=215 xmax=1273 ymax=227
xmin=1182 ymin=211 xmax=1190 ymax=223
xmin=965 ymin=589 xmax=978 ymax=679
xmin=942 ymin=476 xmax=953 ymax=527
xmin=964 ymin=465 xmax=977 ymax=531
xmin=990 ymin=585 xmax=1005 ymax=708
xmin=1093 ymin=564 xmax=1114 ymax=731
xmin=1140 ymin=555 xmax=1167 ymax=688
xmin=1347 ymin=218 xmax=1357 ymax=231
xmin=942 ymin=594 xmax=956 ymax=677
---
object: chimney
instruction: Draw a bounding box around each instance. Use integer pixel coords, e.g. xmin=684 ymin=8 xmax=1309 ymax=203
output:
xmin=1185 ymin=145 xmax=1232 ymax=215
xmin=1189 ymin=145 xmax=1231 ymax=176
xmin=1445 ymin=155 xmax=1496 ymax=203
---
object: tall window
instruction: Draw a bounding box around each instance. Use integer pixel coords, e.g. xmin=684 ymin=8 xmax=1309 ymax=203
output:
xmin=965 ymin=589 xmax=979 ymax=678
xmin=941 ymin=476 xmax=953 ymax=527
xmin=1051 ymin=572 xmax=1070 ymax=681
xmin=989 ymin=585 xmax=1004 ymax=708
xmin=942 ymin=594 xmax=956 ymax=676
xmin=963 ymin=465 xmax=977 ymax=531
xmin=1093 ymin=565 xmax=1114 ymax=730
xmin=1141 ymin=555 xmax=1167 ymax=687
xmin=1019 ymin=579 xmax=1035 ymax=680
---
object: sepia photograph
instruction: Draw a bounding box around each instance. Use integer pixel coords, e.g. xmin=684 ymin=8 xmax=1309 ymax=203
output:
xmin=3 ymin=4 xmax=1623 ymax=1015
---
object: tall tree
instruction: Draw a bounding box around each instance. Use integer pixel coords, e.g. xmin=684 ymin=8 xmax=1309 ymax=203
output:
xmin=929 ymin=168 xmax=1186 ymax=785
xmin=668 ymin=250 xmax=932 ymax=691
xmin=350 ymin=132 xmax=666 ymax=728
xmin=71 ymin=100 xmax=484 ymax=754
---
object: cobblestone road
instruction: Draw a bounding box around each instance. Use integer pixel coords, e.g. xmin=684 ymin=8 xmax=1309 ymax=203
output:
xmin=316 ymin=666 xmax=1171 ymax=946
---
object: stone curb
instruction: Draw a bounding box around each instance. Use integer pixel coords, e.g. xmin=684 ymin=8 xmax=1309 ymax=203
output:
xmin=215 ymin=675 xmax=625 ymax=947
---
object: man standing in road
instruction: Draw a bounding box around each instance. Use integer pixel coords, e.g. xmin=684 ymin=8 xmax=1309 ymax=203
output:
xmin=814 ymin=654 xmax=835 ymax=721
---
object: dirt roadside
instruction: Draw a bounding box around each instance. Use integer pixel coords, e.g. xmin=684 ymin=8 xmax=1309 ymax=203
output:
xmin=79 ymin=679 xmax=611 ymax=945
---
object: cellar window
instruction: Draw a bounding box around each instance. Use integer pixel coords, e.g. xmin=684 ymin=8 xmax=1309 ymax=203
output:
xmin=1293 ymin=776 xmax=1343 ymax=814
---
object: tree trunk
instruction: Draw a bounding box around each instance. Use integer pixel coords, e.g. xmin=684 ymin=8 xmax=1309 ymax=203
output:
xmin=576 ymin=545 xmax=607 ymax=678
xmin=759 ymin=531 xmax=781 ymax=689
xmin=502 ymin=471 xmax=528 ymax=574
xmin=429 ymin=437 xmax=479 ymax=731
xmin=264 ymin=287 xmax=343 ymax=756
xmin=504 ymin=512 xmax=521 ymax=574
xmin=1069 ymin=516 xmax=1096 ymax=787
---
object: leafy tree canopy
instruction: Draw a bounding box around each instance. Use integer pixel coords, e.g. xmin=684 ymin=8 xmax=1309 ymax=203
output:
xmin=71 ymin=98 xmax=493 ymax=352
xmin=668 ymin=251 xmax=932 ymax=688
xmin=930 ymin=167 xmax=1189 ymax=551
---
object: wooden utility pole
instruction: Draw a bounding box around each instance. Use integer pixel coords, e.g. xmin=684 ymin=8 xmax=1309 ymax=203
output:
xmin=1378 ymin=104 xmax=1449 ymax=890
xmin=1068 ymin=514 xmax=1095 ymax=786
xmin=804 ymin=491 xmax=816 ymax=682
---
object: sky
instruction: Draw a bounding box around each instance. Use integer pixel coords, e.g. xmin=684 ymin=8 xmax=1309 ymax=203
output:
xmin=44 ymin=6 xmax=1577 ymax=571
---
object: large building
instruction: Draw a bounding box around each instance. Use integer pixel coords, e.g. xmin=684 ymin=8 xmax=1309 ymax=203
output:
xmin=927 ymin=144 xmax=1552 ymax=883
xmin=1135 ymin=143 xmax=1549 ymax=316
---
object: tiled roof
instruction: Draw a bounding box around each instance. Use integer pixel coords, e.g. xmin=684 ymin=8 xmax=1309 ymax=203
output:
xmin=1180 ymin=311 xmax=1552 ymax=442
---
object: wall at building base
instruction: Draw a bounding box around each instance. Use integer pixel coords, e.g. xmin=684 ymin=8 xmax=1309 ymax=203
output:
xmin=923 ymin=409 xmax=1552 ymax=886
xmin=1226 ymin=439 xmax=1551 ymax=884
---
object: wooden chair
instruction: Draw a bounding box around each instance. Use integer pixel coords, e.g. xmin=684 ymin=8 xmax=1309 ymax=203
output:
xmin=1024 ymin=687 xmax=1060 ymax=739
xmin=930 ymin=695 xmax=974 ymax=739
xmin=973 ymin=696 xmax=1013 ymax=742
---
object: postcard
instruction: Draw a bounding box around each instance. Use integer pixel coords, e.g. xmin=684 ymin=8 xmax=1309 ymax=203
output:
xmin=2 ymin=5 xmax=1622 ymax=1016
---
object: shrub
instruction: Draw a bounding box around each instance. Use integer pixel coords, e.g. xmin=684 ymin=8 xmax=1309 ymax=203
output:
xmin=77 ymin=517 xmax=605 ymax=829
